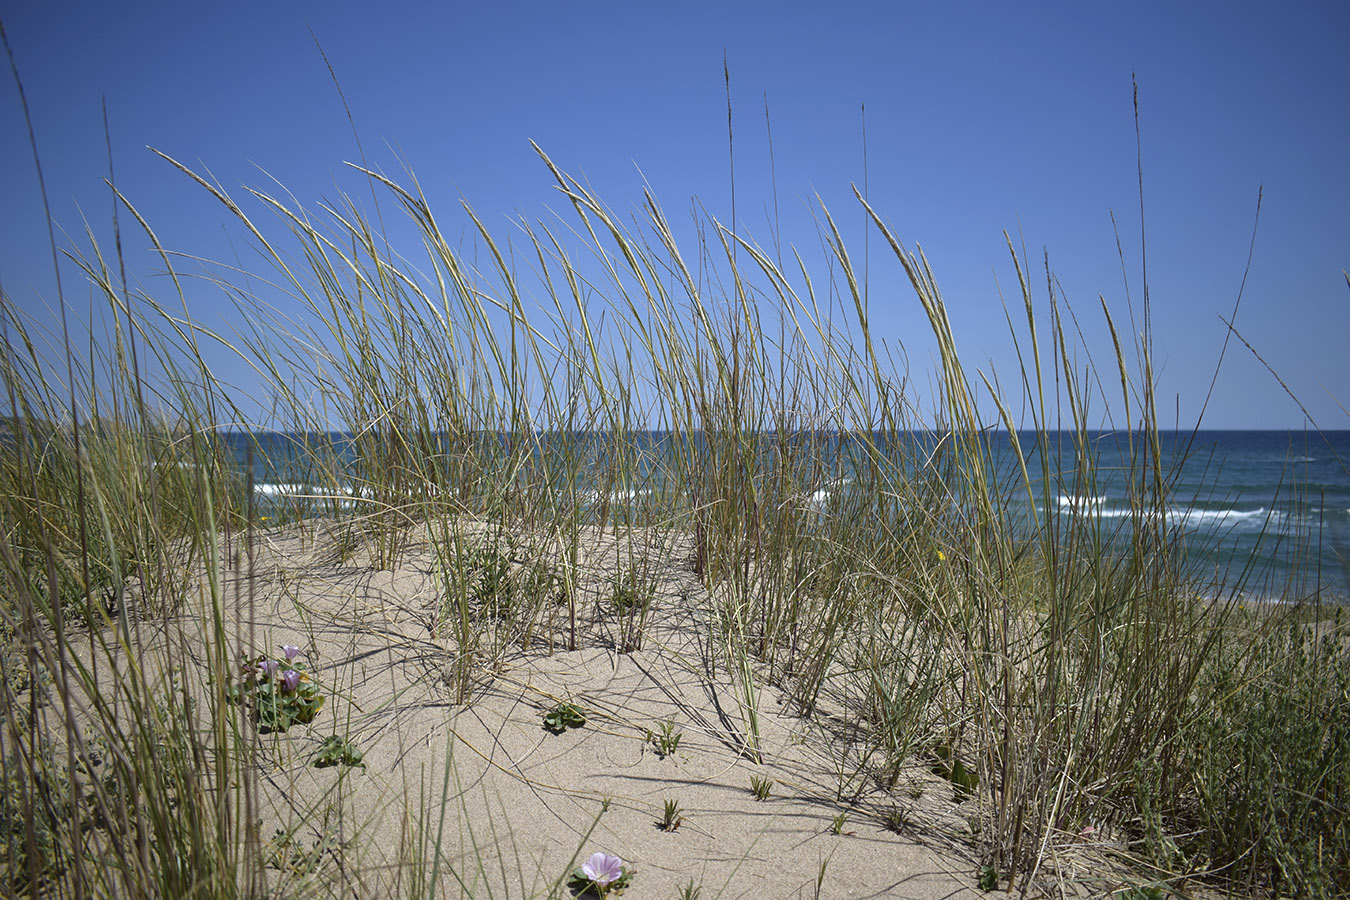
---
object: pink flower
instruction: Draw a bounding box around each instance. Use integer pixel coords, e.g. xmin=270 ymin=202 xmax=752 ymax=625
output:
xmin=581 ymin=852 xmax=624 ymax=887
xmin=282 ymin=644 xmax=302 ymax=662
xmin=257 ymin=659 xmax=280 ymax=680
xmin=280 ymin=669 xmax=301 ymax=693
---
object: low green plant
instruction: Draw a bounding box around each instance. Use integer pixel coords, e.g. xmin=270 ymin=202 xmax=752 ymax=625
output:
xmin=466 ymin=540 xmax=515 ymax=614
xmin=977 ymin=864 xmax=999 ymax=892
xmin=544 ymin=701 xmax=587 ymax=734
xmin=264 ymin=825 xmax=336 ymax=876
xmin=647 ymin=718 xmax=683 ymax=758
xmin=0 ymin=749 xmax=66 ymax=892
xmin=658 ymin=797 xmax=683 ymax=832
xmin=228 ymin=644 xmax=324 ymax=733
xmin=313 ymin=735 xmax=365 ymax=769
xmin=882 ymin=804 xmax=907 ymax=834
xmin=677 ymin=879 xmax=702 ymax=900
xmin=932 ymin=744 xmax=979 ymax=798
xmin=749 ymin=774 xmax=772 ymax=801
xmin=1118 ymin=885 xmax=1169 ymax=900
xmin=829 ymin=811 xmax=852 ymax=836
xmin=1185 ymin=621 xmax=1350 ymax=896
xmin=610 ymin=572 xmax=653 ymax=653
xmin=610 ymin=580 xmax=648 ymax=617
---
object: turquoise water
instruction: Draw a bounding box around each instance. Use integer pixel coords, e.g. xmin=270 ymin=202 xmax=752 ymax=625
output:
xmin=227 ymin=429 xmax=1350 ymax=603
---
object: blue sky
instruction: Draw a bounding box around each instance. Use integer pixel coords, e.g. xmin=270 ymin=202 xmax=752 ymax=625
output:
xmin=2 ymin=0 xmax=1346 ymax=429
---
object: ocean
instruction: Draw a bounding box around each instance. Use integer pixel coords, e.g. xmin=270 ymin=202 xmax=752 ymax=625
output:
xmin=227 ymin=429 xmax=1350 ymax=604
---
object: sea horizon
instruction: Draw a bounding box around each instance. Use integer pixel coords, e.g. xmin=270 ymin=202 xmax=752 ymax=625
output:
xmin=224 ymin=427 xmax=1350 ymax=605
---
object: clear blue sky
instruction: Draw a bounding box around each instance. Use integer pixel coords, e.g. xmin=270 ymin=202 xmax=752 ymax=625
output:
xmin=2 ymin=0 xmax=1346 ymax=429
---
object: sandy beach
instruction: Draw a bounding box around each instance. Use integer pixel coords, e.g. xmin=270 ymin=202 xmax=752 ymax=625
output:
xmin=52 ymin=518 xmax=1143 ymax=900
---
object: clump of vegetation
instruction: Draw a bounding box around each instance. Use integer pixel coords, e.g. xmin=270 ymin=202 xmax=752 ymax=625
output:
xmin=932 ymin=744 xmax=979 ymax=799
xmin=882 ymin=804 xmax=907 ymax=834
xmin=228 ymin=644 xmax=324 ymax=733
xmin=657 ymin=797 xmax=683 ymax=832
xmin=568 ymin=851 xmax=632 ymax=897
xmin=978 ymin=864 xmax=999 ymax=892
xmin=313 ymin=735 xmax=365 ymax=769
xmin=647 ymin=718 xmax=683 ymax=758
xmin=609 ymin=570 xmax=653 ymax=653
xmin=0 ymin=747 xmax=67 ymax=892
xmin=264 ymin=824 xmax=339 ymax=877
xmin=749 ymin=774 xmax=773 ymax=801
xmin=543 ymin=701 xmax=587 ymax=734
xmin=1181 ymin=620 xmax=1350 ymax=897
xmin=435 ymin=529 xmax=561 ymax=702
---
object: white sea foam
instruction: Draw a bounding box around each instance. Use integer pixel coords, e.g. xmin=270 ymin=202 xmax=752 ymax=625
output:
xmin=253 ymin=482 xmax=311 ymax=498
xmin=581 ymin=488 xmax=651 ymax=504
xmin=804 ymin=477 xmax=851 ymax=511
xmin=254 ymin=482 xmax=357 ymax=505
xmin=1084 ymin=504 xmax=1275 ymax=532
xmin=1056 ymin=493 xmax=1108 ymax=510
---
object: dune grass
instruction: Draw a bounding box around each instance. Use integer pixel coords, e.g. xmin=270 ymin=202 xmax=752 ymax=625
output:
xmin=1 ymin=123 xmax=1347 ymax=899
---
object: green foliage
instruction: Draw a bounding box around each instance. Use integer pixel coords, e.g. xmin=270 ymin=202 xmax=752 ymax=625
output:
xmin=749 ymin=774 xmax=772 ymax=801
xmin=264 ymin=824 xmax=338 ymax=876
xmin=658 ymin=797 xmax=683 ymax=832
xmin=465 ymin=541 xmax=515 ymax=613
xmin=1118 ymin=885 xmax=1169 ymax=900
xmin=436 ymin=529 xmax=561 ymax=702
xmin=610 ymin=571 xmax=653 ymax=653
xmin=977 ymin=865 xmax=999 ymax=892
xmin=647 ymin=718 xmax=683 ymax=758
xmin=543 ymin=702 xmax=587 ymax=734
xmin=882 ymin=804 xmax=907 ymax=834
xmin=228 ymin=649 xmax=324 ymax=734
xmin=313 ymin=735 xmax=365 ymax=769
xmin=0 ymin=749 xmax=67 ymax=892
xmin=1185 ymin=621 xmax=1350 ymax=896
xmin=932 ymin=744 xmax=979 ymax=797
xmin=0 ymin=416 xmax=240 ymax=624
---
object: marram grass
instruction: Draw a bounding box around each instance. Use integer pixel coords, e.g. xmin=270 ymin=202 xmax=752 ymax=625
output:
xmin=0 ymin=144 xmax=1345 ymax=898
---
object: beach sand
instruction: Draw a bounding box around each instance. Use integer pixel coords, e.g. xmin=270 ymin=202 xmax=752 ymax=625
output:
xmin=72 ymin=519 xmax=1122 ymax=899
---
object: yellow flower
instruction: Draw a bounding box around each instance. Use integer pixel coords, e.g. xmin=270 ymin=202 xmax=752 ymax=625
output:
xmin=936 ymin=550 xmax=946 ymax=561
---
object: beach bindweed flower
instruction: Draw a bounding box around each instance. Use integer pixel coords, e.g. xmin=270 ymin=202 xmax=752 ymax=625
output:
xmin=282 ymin=644 xmax=302 ymax=662
xmin=257 ymin=659 xmax=280 ymax=680
xmin=581 ymin=852 xmax=624 ymax=887
xmin=280 ymin=669 xmax=301 ymax=693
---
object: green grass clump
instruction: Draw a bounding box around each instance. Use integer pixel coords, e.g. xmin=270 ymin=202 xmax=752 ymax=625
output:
xmin=1184 ymin=619 xmax=1350 ymax=896
xmin=647 ymin=717 xmax=683 ymax=758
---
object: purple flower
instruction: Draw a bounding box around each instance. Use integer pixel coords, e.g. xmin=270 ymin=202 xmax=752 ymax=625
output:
xmin=280 ymin=669 xmax=301 ymax=693
xmin=257 ymin=659 xmax=280 ymax=681
xmin=581 ymin=852 xmax=624 ymax=887
xmin=281 ymin=644 xmax=302 ymax=662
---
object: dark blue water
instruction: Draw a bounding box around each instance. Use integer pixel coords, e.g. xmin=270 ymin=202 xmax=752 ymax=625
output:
xmin=1008 ymin=430 xmax=1350 ymax=602
xmin=225 ymin=429 xmax=1350 ymax=602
